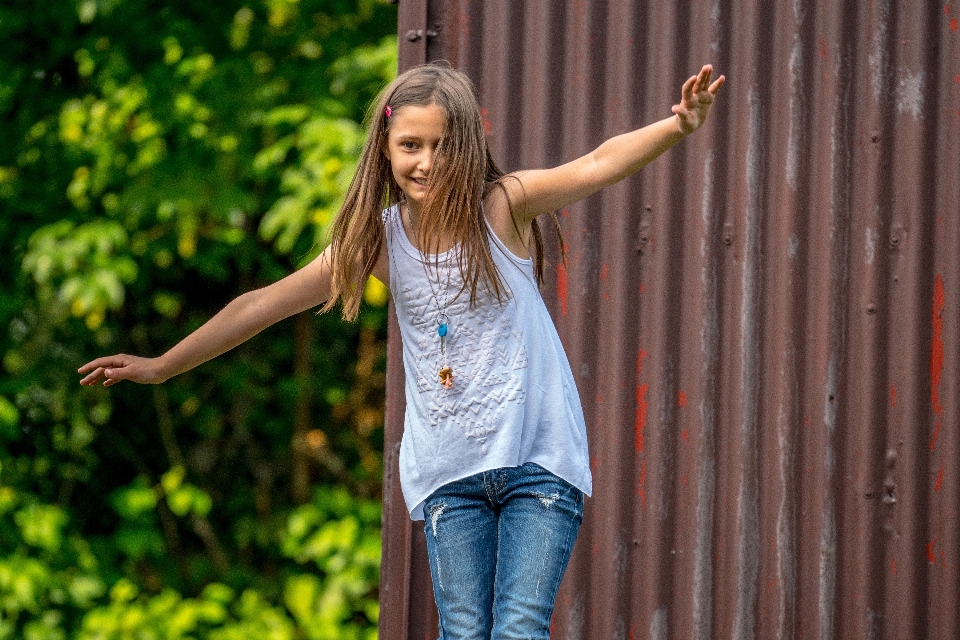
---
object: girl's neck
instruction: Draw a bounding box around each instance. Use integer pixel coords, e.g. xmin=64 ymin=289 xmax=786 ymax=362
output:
xmin=403 ymin=200 xmax=421 ymax=230
xmin=402 ymin=199 xmax=457 ymax=255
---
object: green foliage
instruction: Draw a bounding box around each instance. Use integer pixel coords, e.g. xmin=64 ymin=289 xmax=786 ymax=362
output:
xmin=1 ymin=0 xmax=396 ymax=637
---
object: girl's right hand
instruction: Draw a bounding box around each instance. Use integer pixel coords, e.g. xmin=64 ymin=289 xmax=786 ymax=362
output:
xmin=78 ymin=354 xmax=167 ymax=387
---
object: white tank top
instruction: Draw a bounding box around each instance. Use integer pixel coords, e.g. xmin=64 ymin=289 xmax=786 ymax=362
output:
xmin=384 ymin=204 xmax=592 ymax=520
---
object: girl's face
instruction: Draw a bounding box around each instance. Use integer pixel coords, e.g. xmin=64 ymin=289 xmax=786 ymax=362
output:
xmin=383 ymin=102 xmax=445 ymax=215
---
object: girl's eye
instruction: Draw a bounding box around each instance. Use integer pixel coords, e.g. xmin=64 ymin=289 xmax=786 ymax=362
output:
xmin=402 ymin=142 xmax=418 ymax=150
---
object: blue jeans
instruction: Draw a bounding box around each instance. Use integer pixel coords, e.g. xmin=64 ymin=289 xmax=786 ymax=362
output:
xmin=422 ymin=463 xmax=584 ymax=640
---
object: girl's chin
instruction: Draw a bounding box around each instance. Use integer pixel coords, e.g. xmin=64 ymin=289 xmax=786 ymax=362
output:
xmin=403 ymin=185 xmax=427 ymax=201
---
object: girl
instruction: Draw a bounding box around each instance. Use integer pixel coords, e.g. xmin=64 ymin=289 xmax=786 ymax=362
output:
xmin=80 ymin=62 xmax=724 ymax=639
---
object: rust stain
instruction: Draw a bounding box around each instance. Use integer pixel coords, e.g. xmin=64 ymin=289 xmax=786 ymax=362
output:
xmin=891 ymin=559 xmax=896 ymax=575
xmin=637 ymin=459 xmax=647 ymax=510
xmin=935 ymin=468 xmax=944 ymax=491
xmin=678 ymin=390 xmax=688 ymax=407
xmin=951 ymin=18 xmax=958 ymax=30
xmin=889 ymin=384 xmax=896 ymax=407
xmin=557 ymin=262 xmax=568 ymax=317
xmin=930 ymin=273 xmax=945 ymax=451
xmin=459 ymin=4 xmax=470 ymax=39
xmin=479 ymin=107 xmax=492 ymax=134
xmin=600 ymin=263 xmax=609 ymax=281
xmin=635 ymin=349 xmax=649 ymax=452
xmin=927 ymin=539 xmax=937 ymax=564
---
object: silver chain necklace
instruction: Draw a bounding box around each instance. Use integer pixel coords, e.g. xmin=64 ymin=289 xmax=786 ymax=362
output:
xmin=406 ymin=202 xmax=455 ymax=388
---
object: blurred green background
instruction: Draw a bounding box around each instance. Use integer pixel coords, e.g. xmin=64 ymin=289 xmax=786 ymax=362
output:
xmin=1 ymin=1 xmax=397 ymax=638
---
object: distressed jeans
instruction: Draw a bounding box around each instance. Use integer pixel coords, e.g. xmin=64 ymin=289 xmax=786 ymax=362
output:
xmin=422 ymin=462 xmax=584 ymax=640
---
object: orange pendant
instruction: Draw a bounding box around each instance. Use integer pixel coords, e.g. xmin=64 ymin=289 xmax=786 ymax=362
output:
xmin=438 ymin=366 xmax=454 ymax=388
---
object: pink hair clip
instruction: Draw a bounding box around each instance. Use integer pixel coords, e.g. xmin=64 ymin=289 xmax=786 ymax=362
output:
xmin=385 ymin=105 xmax=393 ymax=118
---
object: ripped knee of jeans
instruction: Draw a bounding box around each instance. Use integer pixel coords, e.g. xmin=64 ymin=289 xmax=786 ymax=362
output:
xmin=534 ymin=491 xmax=561 ymax=509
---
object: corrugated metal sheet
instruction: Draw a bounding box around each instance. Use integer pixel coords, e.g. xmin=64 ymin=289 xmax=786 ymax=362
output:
xmin=380 ymin=1 xmax=960 ymax=638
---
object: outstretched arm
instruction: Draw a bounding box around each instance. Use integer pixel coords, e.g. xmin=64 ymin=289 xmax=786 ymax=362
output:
xmin=502 ymin=64 xmax=725 ymax=223
xmin=78 ymin=246 xmax=341 ymax=386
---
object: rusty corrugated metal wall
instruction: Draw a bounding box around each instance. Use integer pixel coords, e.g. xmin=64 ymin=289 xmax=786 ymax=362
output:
xmin=378 ymin=1 xmax=960 ymax=638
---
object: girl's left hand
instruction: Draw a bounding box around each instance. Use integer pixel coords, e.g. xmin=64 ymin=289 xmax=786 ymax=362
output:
xmin=672 ymin=65 xmax=725 ymax=135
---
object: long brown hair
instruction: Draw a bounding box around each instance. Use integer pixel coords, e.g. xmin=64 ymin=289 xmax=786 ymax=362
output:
xmin=325 ymin=62 xmax=561 ymax=320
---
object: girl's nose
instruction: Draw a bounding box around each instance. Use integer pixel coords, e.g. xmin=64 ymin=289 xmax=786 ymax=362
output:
xmin=418 ymin=150 xmax=434 ymax=173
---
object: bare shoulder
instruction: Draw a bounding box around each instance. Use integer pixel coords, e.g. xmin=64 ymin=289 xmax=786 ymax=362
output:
xmin=483 ymin=180 xmax=534 ymax=260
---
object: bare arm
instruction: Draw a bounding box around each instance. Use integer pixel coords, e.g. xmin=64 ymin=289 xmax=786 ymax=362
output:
xmin=502 ymin=64 xmax=725 ymax=223
xmin=79 ymin=246 xmax=338 ymax=386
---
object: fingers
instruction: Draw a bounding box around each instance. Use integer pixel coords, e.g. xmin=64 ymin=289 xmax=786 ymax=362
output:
xmin=695 ymin=65 xmax=713 ymax=93
xmin=79 ymin=366 xmax=118 ymax=386
xmin=682 ymin=65 xmax=723 ymax=106
xmin=79 ymin=368 xmax=101 ymax=386
xmin=681 ymin=74 xmax=697 ymax=102
xmin=79 ymin=368 xmax=105 ymax=386
xmin=78 ymin=355 xmax=129 ymax=386
xmin=78 ymin=355 xmax=125 ymax=374
xmin=709 ymin=75 xmax=726 ymax=95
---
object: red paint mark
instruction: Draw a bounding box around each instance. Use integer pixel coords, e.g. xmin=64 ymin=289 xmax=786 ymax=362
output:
xmin=635 ymin=384 xmax=649 ymax=451
xmin=637 ymin=460 xmax=647 ymax=510
xmin=681 ymin=474 xmax=688 ymax=486
xmin=681 ymin=429 xmax=689 ymax=441
xmin=600 ymin=263 xmax=609 ymax=281
xmin=602 ymin=292 xmax=610 ymax=300
xmin=556 ymin=263 xmax=568 ymax=317
xmin=678 ymin=390 xmax=688 ymax=407
xmin=930 ymin=274 xmax=944 ymax=451
xmin=818 ymin=37 xmax=828 ymax=58
xmin=951 ymin=17 xmax=958 ymax=30
xmin=936 ymin=468 xmax=944 ymax=492
xmin=639 ymin=282 xmax=646 ymax=294
xmin=889 ymin=384 xmax=897 ymax=407
xmin=635 ymin=349 xmax=649 ymax=452
xmin=479 ymin=107 xmax=492 ymax=135
xmin=955 ymin=75 xmax=960 ymax=83
xmin=927 ymin=539 xmax=937 ymax=564
xmin=890 ymin=559 xmax=896 ymax=575
xmin=591 ymin=456 xmax=597 ymax=471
